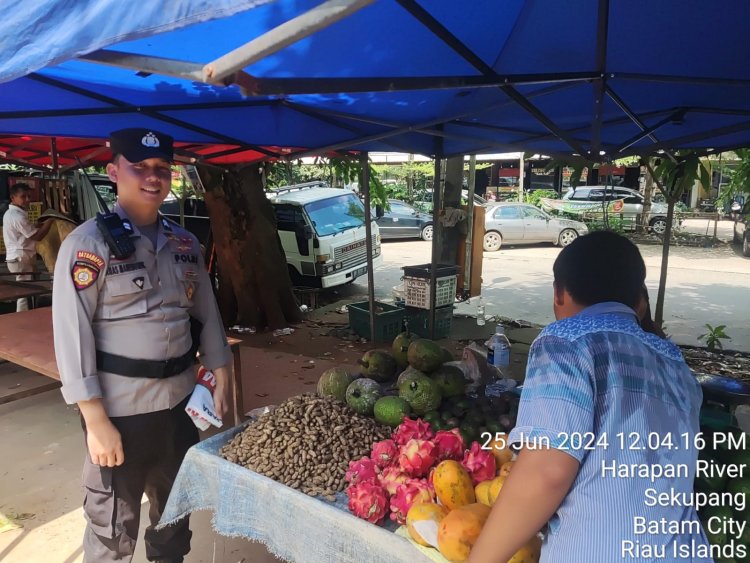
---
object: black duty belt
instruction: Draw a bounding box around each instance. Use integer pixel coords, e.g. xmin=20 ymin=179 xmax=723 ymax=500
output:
xmin=95 ymin=318 xmax=203 ymax=379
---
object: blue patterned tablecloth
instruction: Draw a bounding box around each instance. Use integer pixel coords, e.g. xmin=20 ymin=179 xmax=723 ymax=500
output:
xmin=159 ymin=424 xmax=429 ymax=563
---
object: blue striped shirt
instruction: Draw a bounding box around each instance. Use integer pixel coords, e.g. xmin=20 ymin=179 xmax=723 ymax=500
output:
xmin=508 ymin=302 xmax=712 ymax=562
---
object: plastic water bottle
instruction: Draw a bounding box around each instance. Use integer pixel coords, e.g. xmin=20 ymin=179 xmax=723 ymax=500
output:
xmin=476 ymin=297 xmax=486 ymax=326
xmin=487 ymin=324 xmax=511 ymax=372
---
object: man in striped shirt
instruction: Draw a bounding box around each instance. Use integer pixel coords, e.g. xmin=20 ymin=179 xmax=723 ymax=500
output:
xmin=470 ymin=231 xmax=712 ymax=563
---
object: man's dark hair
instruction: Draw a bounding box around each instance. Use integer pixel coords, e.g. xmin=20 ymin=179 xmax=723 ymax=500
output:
xmin=553 ymin=230 xmax=646 ymax=309
xmin=9 ymin=182 xmax=31 ymax=198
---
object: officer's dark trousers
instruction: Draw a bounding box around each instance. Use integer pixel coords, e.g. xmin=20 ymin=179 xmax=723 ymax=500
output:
xmin=81 ymin=397 xmax=199 ymax=562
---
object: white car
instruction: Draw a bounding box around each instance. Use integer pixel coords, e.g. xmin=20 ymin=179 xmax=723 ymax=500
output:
xmin=561 ymin=186 xmax=671 ymax=234
xmin=483 ymin=203 xmax=588 ymax=251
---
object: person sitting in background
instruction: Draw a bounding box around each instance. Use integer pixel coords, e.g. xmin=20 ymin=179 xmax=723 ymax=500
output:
xmin=468 ymin=231 xmax=710 ymax=563
xmin=2 ymin=182 xmax=52 ymax=311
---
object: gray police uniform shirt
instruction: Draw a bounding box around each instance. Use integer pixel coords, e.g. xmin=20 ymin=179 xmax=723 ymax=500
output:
xmin=52 ymin=204 xmax=231 ymax=417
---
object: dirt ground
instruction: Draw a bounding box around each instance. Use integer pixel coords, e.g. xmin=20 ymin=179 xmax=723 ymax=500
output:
xmin=0 ymin=309 xmax=486 ymax=563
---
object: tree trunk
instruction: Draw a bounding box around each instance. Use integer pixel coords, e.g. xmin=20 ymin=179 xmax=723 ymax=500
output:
xmin=641 ymin=163 xmax=654 ymax=233
xmin=198 ymin=165 xmax=302 ymax=330
xmin=654 ymin=198 xmax=676 ymax=327
xmin=440 ymin=156 xmax=465 ymax=264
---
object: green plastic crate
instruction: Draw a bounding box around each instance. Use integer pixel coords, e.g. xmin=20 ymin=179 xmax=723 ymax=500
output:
xmin=403 ymin=304 xmax=453 ymax=340
xmin=348 ymin=301 xmax=404 ymax=343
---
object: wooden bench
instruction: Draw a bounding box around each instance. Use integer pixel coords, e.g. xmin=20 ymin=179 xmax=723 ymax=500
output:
xmin=0 ymin=307 xmax=246 ymax=425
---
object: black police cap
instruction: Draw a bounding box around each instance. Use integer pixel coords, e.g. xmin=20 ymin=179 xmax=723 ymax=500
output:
xmin=109 ymin=128 xmax=174 ymax=163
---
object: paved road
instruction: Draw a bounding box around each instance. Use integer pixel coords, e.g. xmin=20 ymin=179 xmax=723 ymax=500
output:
xmin=355 ymin=220 xmax=750 ymax=352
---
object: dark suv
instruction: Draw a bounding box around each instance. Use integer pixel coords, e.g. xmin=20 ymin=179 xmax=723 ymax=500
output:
xmin=733 ymin=200 xmax=750 ymax=257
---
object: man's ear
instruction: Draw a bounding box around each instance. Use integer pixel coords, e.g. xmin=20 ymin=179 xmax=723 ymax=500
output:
xmin=553 ymin=281 xmax=566 ymax=309
xmin=106 ymin=162 xmax=117 ymax=183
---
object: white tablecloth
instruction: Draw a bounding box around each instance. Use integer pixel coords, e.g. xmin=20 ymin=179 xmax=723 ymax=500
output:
xmin=159 ymin=424 xmax=429 ymax=563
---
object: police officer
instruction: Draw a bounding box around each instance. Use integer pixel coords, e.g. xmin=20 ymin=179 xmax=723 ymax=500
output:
xmin=52 ymin=128 xmax=232 ymax=563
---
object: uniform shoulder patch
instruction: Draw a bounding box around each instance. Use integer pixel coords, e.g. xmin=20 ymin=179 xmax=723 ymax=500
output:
xmin=72 ymin=250 xmax=104 ymax=291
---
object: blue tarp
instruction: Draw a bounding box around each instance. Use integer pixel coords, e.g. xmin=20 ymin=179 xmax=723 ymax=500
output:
xmin=0 ymin=0 xmax=748 ymax=159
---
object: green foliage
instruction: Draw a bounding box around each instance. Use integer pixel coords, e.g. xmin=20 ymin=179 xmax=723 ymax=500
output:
xmin=265 ymin=157 xmax=388 ymax=208
xmin=698 ymin=324 xmax=732 ymax=351
xmin=582 ymin=217 xmax=626 ymax=234
xmin=526 ymin=189 xmax=559 ymax=208
xmin=719 ymin=148 xmax=750 ymax=208
xmin=650 ymin=151 xmax=710 ymax=203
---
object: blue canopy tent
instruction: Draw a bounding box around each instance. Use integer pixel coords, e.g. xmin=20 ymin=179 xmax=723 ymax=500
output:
xmin=1 ymin=0 xmax=749 ymax=338
xmin=1 ymin=0 xmax=749 ymax=160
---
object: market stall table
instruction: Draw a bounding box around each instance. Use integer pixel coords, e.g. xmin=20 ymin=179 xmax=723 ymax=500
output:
xmin=158 ymin=424 xmax=430 ymax=563
xmin=0 ymin=307 xmax=246 ymax=422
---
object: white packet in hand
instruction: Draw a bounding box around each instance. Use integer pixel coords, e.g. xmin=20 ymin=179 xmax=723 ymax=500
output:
xmin=185 ymin=367 xmax=224 ymax=430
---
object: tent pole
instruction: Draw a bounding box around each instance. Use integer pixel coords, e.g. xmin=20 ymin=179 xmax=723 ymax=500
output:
xmin=203 ymin=0 xmax=375 ymax=83
xmin=465 ymin=155 xmax=476 ymax=294
xmin=361 ymin=152 xmax=376 ymax=342
xmin=50 ymin=137 xmax=58 ymax=173
xmin=429 ymin=134 xmax=444 ymax=339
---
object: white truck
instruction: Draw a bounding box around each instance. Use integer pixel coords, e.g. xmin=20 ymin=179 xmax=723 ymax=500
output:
xmin=266 ymin=182 xmax=382 ymax=288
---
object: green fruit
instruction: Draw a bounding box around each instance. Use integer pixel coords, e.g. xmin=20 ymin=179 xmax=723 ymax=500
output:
xmin=423 ymin=410 xmax=441 ymax=425
xmin=358 ymin=350 xmax=398 ymax=383
xmin=399 ymin=375 xmax=442 ymax=415
xmin=373 ymin=396 xmax=412 ymax=427
xmin=441 ymin=410 xmax=454 ymax=423
xmin=460 ymin=421 xmax=480 ymax=444
xmin=397 ymin=366 xmax=426 ymax=388
xmin=345 ymin=378 xmax=383 ymax=416
xmin=392 ymin=331 xmax=418 ymax=368
xmin=444 ymin=417 xmax=461 ymax=429
xmin=431 ymin=365 xmax=467 ymax=398
xmin=407 ymin=339 xmax=444 ymax=373
xmin=487 ymin=421 xmax=503 ymax=434
xmin=316 ymin=368 xmax=353 ymax=402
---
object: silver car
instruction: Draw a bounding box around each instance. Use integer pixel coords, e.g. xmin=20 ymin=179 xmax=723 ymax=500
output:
xmin=483 ymin=203 xmax=588 ymax=251
xmin=561 ymin=186 xmax=671 ymax=234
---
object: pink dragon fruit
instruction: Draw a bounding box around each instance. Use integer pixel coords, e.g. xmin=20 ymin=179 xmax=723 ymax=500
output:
xmin=379 ymin=465 xmax=411 ymax=496
xmin=433 ymin=429 xmax=466 ymax=461
xmin=393 ymin=417 xmax=434 ymax=446
xmin=345 ymin=456 xmax=380 ymax=486
xmin=398 ymin=439 xmax=438 ymax=477
xmin=461 ymin=441 xmax=497 ymax=485
xmin=370 ymin=439 xmax=399 ymax=469
xmin=347 ymin=481 xmax=389 ymax=524
xmin=389 ymin=479 xmax=435 ymax=524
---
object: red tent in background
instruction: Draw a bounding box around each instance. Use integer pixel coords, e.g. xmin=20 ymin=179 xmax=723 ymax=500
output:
xmin=0 ymin=133 xmax=304 ymax=171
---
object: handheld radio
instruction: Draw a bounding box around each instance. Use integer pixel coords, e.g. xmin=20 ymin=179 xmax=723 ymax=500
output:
xmin=77 ymin=160 xmax=136 ymax=259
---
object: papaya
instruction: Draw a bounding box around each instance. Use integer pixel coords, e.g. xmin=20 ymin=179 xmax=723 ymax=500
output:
xmin=437 ymin=503 xmax=491 ymax=562
xmin=488 ymin=475 xmax=506 ymax=505
xmin=474 ymin=480 xmax=492 ymax=506
xmin=508 ymin=535 xmax=542 ymax=563
xmin=406 ymin=502 xmax=450 ymax=547
xmin=433 ymin=460 xmax=476 ymax=510
xmin=487 ymin=433 xmax=514 ymax=465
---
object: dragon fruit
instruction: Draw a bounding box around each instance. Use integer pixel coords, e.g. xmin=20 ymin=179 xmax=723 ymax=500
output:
xmin=345 ymin=457 xmax=380 ymax=486
xmin=461 ymin=441 xmax=497 ymax=485
xmin=433 ymin=429 xmax=466 ymax=461
xmin=398 ymin=439 xmax=438 ymax=477
xmin=370 ymin=439 xmax=399 ymax=469
xmin=393 ymin=417 xmax=434 ymax=446
xmin=379 ymin=466 xmax=411 ymax=496
xmin=389 ymin=479 xmax=435 ymax=524
xmin=347 ymin=481 xmax=389 ymax=524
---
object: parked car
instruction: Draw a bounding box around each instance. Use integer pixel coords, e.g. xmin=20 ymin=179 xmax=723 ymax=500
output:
xmin=413 ymin=190 xmax=487 ymax=213
xmin=483 ymin=202 xmax=588 ymax=251
xmin=376 ymin=199 xmax=433 ymax=240
xmin=561 ymin=185 xmax=671 ymax=234
xmin=733 ymin=199 xmax=750 ymax=257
